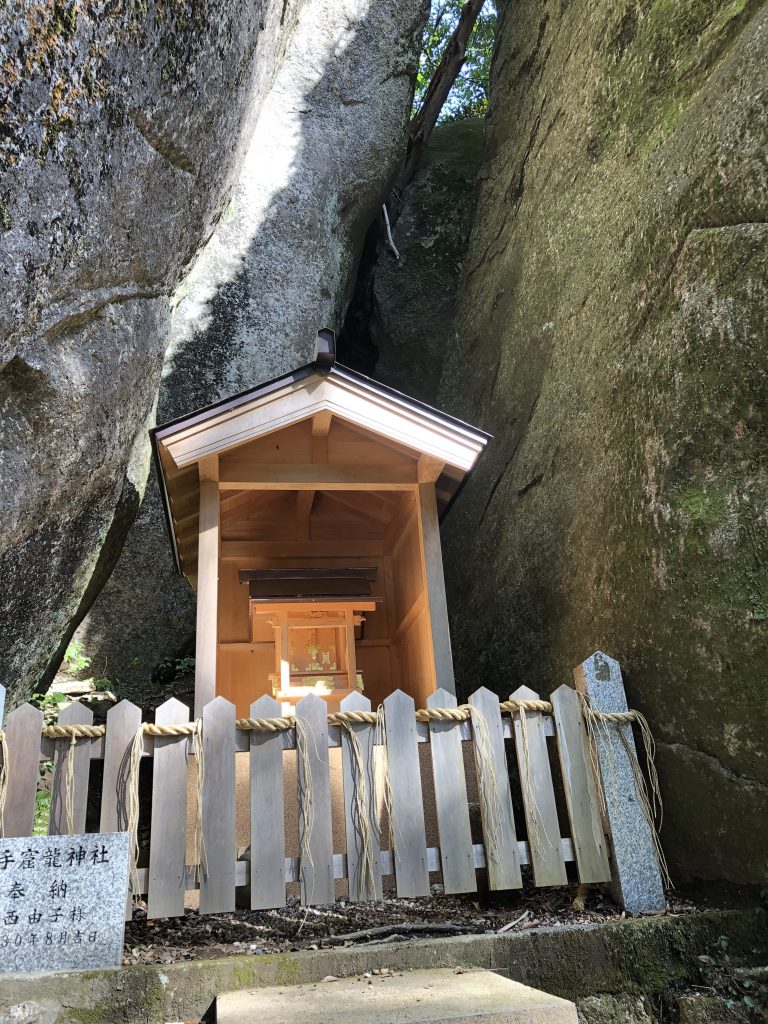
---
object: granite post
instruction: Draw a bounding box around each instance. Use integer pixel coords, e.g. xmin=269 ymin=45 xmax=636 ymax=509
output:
xmin=574 ymin=651 xmax=666 ymax=913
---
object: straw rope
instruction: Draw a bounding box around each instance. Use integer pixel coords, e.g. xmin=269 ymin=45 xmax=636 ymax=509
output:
xmin=235 ymin=716 xmax=294 ymax=733
xmin=294 ymin=716 xmax=318 ymax=914
xmin=339 ymin=720 xmax=378 ymax=900
xmin=42 ymin=723 xmax=106 ymax=739
xmin=580 ymin=696 xmax=671 ymax=889
xmin=0 ymin=730 xmax=8 ymax=838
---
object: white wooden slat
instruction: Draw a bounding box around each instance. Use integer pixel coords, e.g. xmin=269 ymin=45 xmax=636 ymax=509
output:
xmin=383 ymin=690 xmax=429 ymax=897
xmin=100 ymin=700 xmax=142 ymax=833
xmin=426 ymin=689 xmax=475 ymax=893
xmin=99 ymin=699 xmax=142 ymax=921
xmin=49 ymin=702 xmax=93 ymax=836
xmin=249 ymin=696 xmax=286 ymax=910
xmin=550 ymin=684 xmax=611 ymax=883
xmin=467 ymin=687 xmax=522 ymax=890
xmin=296 ymin=694 xmax=334 ymax=906
xmin=148 ymin=698 xmax=190 ymax=919
xmin=0 ymin=683 xmax=5 ymax=726
xmin=200 ymin=696 xmax=236 ymax=914
xmin=510 ymin=686 xmax=568 ymax=887
xmin=3 ymin=703 xmax=44 ymax=838
xmin=339 ymin=692 xmax=381 ymax=901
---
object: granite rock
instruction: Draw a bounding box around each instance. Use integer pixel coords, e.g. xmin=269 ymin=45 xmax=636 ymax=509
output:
xmin=78 ymin=0 xmax=429 ymax=696
xmin=438 ymin=0 xmax=768 ymax=884
xmin=371 ymin=119 xmax=485 ymax=404
xmin=0 ymin=0 xmax=302 ymax=704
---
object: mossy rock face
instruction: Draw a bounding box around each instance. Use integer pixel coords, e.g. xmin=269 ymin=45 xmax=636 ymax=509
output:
xmin=371 ymin=119 xmax=485 ymax=404
xmin=439 ymin=0 xmax=768 ymax=884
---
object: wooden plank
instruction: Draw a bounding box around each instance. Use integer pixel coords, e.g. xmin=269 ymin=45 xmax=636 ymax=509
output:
xmin=426 ymin=690 xmax=475 ymax=894
xmin=3 ymin=703 xmax=44 ymax=838
xmin=49 ymin=702 xmax=93 ymax=836
xmin=100 ymin=699 xmax=142 ymax=919
xmin=383 ymin=690 xmax=429 ymax=897
xmin=100 ymin=700 xmax=142 ymax=833
xmin=0 ymin=683 xmax=5 ymax=727
xmin=510 ymin=686 xmax=568 ymax=887
xmin=468 ymin=687 xmax=522 ymax=890
xmin=200 ymin=697 xmax=236 ymax=914
xmin=550 ymin=684 xmax=611 ymax=884
xmin=194 ymin=456 xmax=220 ymax=718
xmin=339 ymin=692 xmax=381 ymax=901
xmin=249 ymin=696 xmax=286 ymax=910
xmin=416 ymin=482 xmax=455 ymax=694
xmin=147 ymin=698 xmax=190 ymax=918
xmin=219 ymin=463 xmax=417 ymax=489
xmin=295 ymin=694 xmax=334 ymax=905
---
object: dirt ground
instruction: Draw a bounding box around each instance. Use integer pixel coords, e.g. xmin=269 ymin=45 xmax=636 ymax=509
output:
xmin=123 ymin=884 xmax=702 ymax=966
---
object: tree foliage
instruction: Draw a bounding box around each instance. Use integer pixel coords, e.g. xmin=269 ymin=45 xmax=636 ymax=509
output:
xmin=414 ymin=0 xmax=497 ymax=122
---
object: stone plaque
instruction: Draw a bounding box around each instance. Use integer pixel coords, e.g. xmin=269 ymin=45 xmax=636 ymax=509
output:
xmin=0 ymin=831 xmax=130 ymax=973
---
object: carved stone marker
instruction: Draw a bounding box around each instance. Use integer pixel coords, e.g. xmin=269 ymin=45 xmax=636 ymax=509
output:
xmin=0 ymin=831 xmax=130 ymax=973
xmin=574 ymin=652 xmax=666 ymax=913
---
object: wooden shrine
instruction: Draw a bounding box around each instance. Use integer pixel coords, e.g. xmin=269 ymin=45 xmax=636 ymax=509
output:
xmin=152 ymin=330 xmax=489 ymax=716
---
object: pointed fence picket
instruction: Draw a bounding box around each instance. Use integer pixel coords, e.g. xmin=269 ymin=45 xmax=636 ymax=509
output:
xmin=249 ymin=695 xmax=286 ymax=910
xmin=148 ymin=698 xmax=190 ymax=919
xmin=510 ymin=686 xmax=568 ymax=887
xmin=383 ymin=690 xmax=429 ymax=898
xmin=426 ymin=689 xmax=475 ymax=894
xmin=468 ymin=686 xmax=522 ymax=891
xmin=0 ymin=656 xmax=666 ymax=918
xmin=200 ymin=696 xmax=236 ymax=915
xmin=296 ymin=693 xmax=334 ymax=906
xmin=2 ymin=701 xmax=43 ymax=838
xmin=50 ymin=701 xmax=93 ymax=836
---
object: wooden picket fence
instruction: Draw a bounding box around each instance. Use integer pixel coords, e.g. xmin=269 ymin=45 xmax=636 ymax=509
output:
xmin=0 ymin=682 xmax=614 ymax=920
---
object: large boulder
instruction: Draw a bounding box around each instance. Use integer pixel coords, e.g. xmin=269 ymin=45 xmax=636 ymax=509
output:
xmin=79 ymin=0 xmax=429 ymax=699
xmin=439 ymin=0 xmax=768 ymax=884
xmin=0 ymin=0 xmax=302 ymax=704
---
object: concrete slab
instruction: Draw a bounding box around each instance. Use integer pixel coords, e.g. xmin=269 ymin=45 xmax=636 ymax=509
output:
xmin=216 ymin=967 xmax=578 ymax=1023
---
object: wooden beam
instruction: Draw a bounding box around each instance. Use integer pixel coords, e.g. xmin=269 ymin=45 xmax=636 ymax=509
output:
xmin=416 ymin=481 xmax=455 ymax=695
xmin=195 ymin=455 xmax=220 ymax=717
xmin=220 ymin=540 xmax=385 ymax=559
xmin=418 ymin=454 xmax=445 ymax=483
xmin=219 ymin=463 xmax=417 ymax=489
xmin=296 ymin=490 xmax=315 ymax=541
xmin=322 ymin=489 xmax=394 ymax=525
xmin=311 ymin=411 xmax=332 ymax=463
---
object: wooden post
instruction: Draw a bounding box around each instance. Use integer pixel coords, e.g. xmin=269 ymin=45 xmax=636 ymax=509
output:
xmin=195 ymin=455 xmax=220 ymax=717
xmin=574 ymin=651 xmax=666 ymax=912
xmin=416 ymin=481 xmax=456 ymax=695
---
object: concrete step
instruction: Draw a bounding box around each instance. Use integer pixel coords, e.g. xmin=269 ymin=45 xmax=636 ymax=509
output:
xmin=215 ymin=967 xmax=578 ymax=1023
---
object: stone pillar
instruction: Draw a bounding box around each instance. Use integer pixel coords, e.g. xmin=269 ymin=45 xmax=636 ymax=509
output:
xmin=574 ymin=651 xmax=666 ymax=913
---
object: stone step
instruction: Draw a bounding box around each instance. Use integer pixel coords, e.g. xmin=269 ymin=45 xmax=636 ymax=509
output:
xmin=215 ymin=967 xmax=578 ymax=1024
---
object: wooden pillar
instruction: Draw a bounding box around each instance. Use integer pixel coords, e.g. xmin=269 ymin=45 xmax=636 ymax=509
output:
xmin=416 ymin=480 xmax=456 ymax=695
xmin=194 ymin=455 xmax=220 ymax=717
